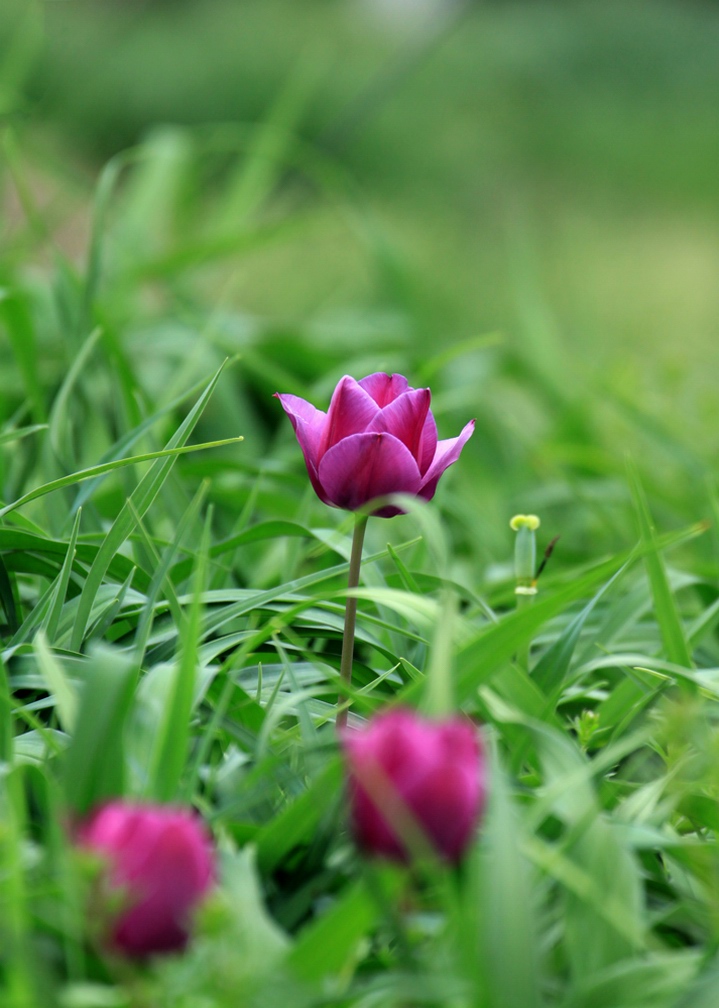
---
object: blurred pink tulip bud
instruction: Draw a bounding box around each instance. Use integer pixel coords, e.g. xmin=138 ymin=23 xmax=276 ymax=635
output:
xmin=275 ymin=373 xmax=474 ymax=517
xmin=77 ymin=801 xmax=215 ymax=958
xmin=342 ymin=707 xmax=486 ymax=864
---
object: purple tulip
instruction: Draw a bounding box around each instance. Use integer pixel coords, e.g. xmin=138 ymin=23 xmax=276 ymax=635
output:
xmin=275 ymin=373 xmax=474 ymax=517
xmin=342 ymin=708 xmax=486 ymax=864
xmin=77 ymin=801 xmax=215 ymax=958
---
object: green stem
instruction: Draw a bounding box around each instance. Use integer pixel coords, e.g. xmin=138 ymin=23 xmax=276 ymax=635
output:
xmin=337 ymin=514 xmax=368 ymax=730
xmin=510 ymin=515 xmax=540 ymax=672
xmin=516 ymin=592 xmax=534 ymax=671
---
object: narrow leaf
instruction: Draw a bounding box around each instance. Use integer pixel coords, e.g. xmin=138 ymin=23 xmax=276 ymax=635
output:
xmin=627 ymin=460 xmax=693 ymax=671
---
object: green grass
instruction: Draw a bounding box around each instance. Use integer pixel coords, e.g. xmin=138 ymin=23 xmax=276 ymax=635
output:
xmin=3 ymin=3 xmax=719 ymax=1004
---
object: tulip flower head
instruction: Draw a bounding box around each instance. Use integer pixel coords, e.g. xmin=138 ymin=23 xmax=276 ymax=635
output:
xmin=275 ymin=373 xmax=474 ymax=517
xmin=77 ymin=801 xmax=215 ymax=958
xmin=342 ymin=708 xmax=486 ymax=864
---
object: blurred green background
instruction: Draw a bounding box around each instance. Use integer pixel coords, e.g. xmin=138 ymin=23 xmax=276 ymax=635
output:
xmin=2 ymin=0 xmax=719 ymax=574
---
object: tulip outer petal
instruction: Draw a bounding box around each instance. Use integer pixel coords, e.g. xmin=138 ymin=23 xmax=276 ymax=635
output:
xmin=274 ymin=393 xmax=330 ymax=503
xmin=317 ymin=431 xmax=422 ymax=513
xmin=418 ymin=419 xmax=475 ymax=502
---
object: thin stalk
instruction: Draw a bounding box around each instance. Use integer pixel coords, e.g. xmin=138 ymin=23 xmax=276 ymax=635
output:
xmin=515 ymin=591 xmax=534 ymax=671
xmin=510 ymin=515 xmax=540 ymax=671
xmin=337 ymin=514 xmax=368 ymax=730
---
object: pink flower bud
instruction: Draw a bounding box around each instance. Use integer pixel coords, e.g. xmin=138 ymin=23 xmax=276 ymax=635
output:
xmin=76 ymin=801 xmax=215 ymax=958
xmin=342 ymin=708 xmax=486 ymax=864
xmin=275 ymin=373 xmax=474 ymax=517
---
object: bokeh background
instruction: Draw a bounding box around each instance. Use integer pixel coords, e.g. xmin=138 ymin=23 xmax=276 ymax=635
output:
xmin=2 ymin=0 xmax=719 ymax=577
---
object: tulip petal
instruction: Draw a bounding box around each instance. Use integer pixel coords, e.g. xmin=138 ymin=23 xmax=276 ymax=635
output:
xmin=274 ymin=393 xmax=326 ymax=467
xmin=113 ymin=820 xmax=213 ymax=955
xmin=418 ymin=411 xmax=438 ymax=476
xmin=412 ymin=763 xmax=480 ymax=862
xmin=77 ymin=803 xmax=136 ymax=849
xmin=348 ymin=708 xmax=438 ymax=786
xmin=321 ymin=376 xmax=380 ymax=454
xmin=347 ymin=774 xmax=407 ymax=862
xmin=344 ymin=711 xmax=435 ymax=862
xmin=418 ymin=419 xmax=475 ymax=502
xmin=78 ymin=802 xmax=214 ymax=958
xmin=274 ymin=393 xmax=329 ymax=502
xmin=343 ymin=708 xmax=485 ymax=864
xmin=368 ymin=388 xmax=431 ymax=466
xmin=358 ymin=372 xmax=410 ymax=407
xmin=438 ymin=717 xmax=482 ymax=764
xmin=318 ymin=432 xmax=421 ymax=512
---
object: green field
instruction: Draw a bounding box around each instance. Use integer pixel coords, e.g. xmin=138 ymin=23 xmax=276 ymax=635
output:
xmin=2 ymin=2 xmax=719 ymax=1005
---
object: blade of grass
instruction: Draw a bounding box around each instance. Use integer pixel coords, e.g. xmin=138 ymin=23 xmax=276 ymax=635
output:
xmin=47 ymin=326 xmax=103 ymax=466
xmin=42 ymin=508 xmax=83 ymax=643
xmin=627 ymin=459 xmax=694 ymax=673
xmin=69 ymin=361 xmax=232 ymax=651
xmin=86 ymin=565 xmax=135 ymax=642
xmin=287 ymin=869 xmax=403 ymax=984
xmin=68 ymin=369 xmax=222 ymax=518
xmin=133 ymin=483 xmax=207 ymax=665
xmin=533 ymin=562 xmax=629 ymax=695
xmin=0 ymin=649 xmax=12 ymax=763
xmin=471 ymin=744 xmax=542 ymax=1008
xmin=1 ymin=768 xmax=36 ymax=1007
xmin=0 ymin=435 xmax=242 ymax=521
xmin=0 ymin=553 xmax=19 ymax=633
xmin=0 ymin=423 xmax=47 ymax=447
xmin=0 ymin=290 xmax=46 ymax=423
xmin=33 ymin=631 xmax=78 ymax=733
xmin=63 ymin=646 xmax=137 ymax=814
xmin=149 ymin=507 xmax=211 ymax=802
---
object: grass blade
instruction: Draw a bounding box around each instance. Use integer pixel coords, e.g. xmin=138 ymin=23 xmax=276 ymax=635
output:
xmin=69 ymin=361 xmax=232 ymax=651
xmin=63 ymin=646 xmax=137 ymax=814
xmin=627 ymin=460 xmax=694 ymax=672
xmin=149 ymin=508 xmax=211 ymax=801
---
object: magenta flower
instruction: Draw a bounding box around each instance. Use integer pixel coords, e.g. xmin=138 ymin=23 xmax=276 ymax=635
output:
xmin=275 ymin=372 xmax=474 ymax=517
xmin=342 ymin=708 xmax=486 ymax=864
xmin=77 ymin=801 xmax=215 ymax=958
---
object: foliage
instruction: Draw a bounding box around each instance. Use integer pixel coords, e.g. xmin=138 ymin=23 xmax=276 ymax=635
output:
xmin=3 ymin=3 xmax=719 ymax=1005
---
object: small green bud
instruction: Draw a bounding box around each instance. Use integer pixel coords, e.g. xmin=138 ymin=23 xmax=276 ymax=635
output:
xmin=576 ymin=709 xmax=600 ymax=750
xmin=511 ymin=514 xmax=539 ymax=588
xmin=510 ymin=514 xmax=540 ymax=532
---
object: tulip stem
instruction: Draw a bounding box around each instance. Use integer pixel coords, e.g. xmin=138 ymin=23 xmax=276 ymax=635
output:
xmin=337 ymin=514 xmax=368 ymax=730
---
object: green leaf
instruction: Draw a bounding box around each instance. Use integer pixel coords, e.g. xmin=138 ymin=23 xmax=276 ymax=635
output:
xmin=33 ymin=631 xmax=78 ymax=733
xmin=561 ymin=952 xmax=699 ymax=1008
xmin=532 ymin=726 xmax=646 ymax=977
xmin=43 ymin=508 xmax=83 ymax=643
xmin=255 ymin=758 xmax=342 ymax=874
xmin=47 ymin=326 xmax=103 ymax=466
xmin=0 ymin=649 xmax=13 ymax=763
xmin=470 ymin=747 xmax=542 ymax=1008
xmin=627 ymin=460 xmax=694 ymax=673
xmin=149 ymin=508 xmax=210 ymax=802
xmin=69 ymin=361 xmax=232 ymax=651
xmin=673 ymin=958 xmax=719 ymax=1008
xmin=287 ymin=868 xmax=403 ymax=984
xmin=0 ymin=289 xmax=46 ymax=422
xmin=0 ymin=434 xmax=241 ymax=522
xmin=532 ymin=562 xmax=628 ymax=695
xmin=63 ymin=646 xmax=137 ymax=814
xmin=422 ymin=525 xmax=703 ymax=709
xmin=0 ymin=423 xmax=47 ymax=448
xmin=0 ymin=553 xmax=19 ymax=633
